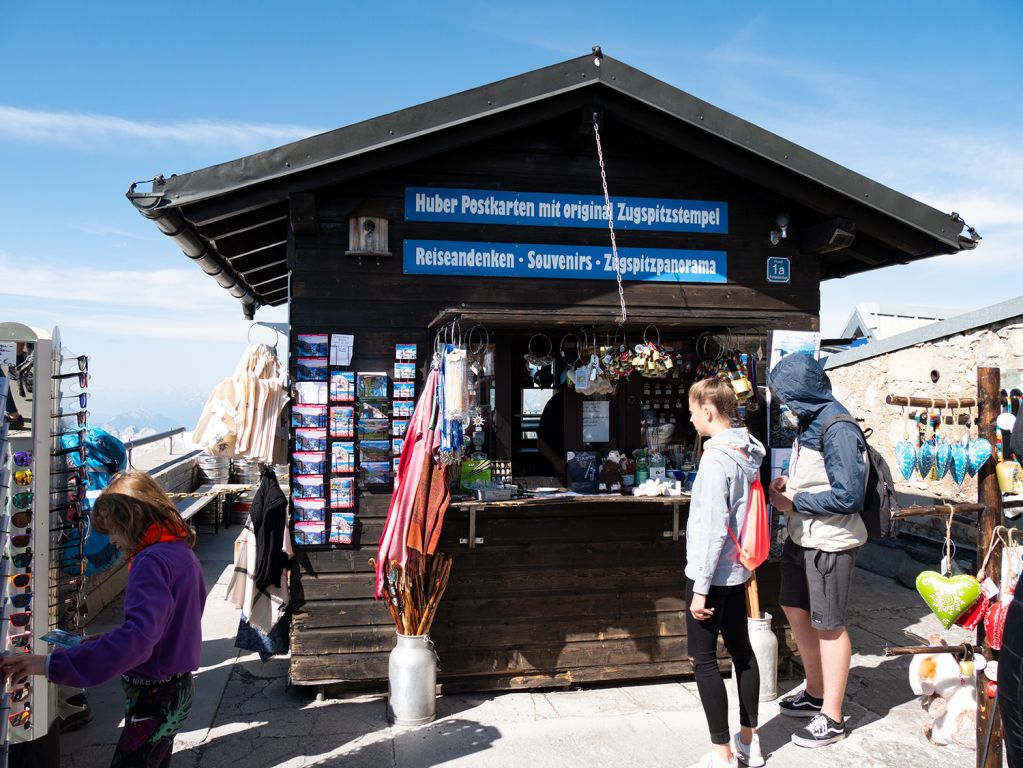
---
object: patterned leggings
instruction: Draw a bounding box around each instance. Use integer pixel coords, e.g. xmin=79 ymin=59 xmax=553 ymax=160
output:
xmin=112 ymin=674 xmax=193 ymax=768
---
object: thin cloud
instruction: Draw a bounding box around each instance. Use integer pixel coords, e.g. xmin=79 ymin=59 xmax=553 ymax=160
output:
xmin=0 ymin=105 xmax=322 ymax=150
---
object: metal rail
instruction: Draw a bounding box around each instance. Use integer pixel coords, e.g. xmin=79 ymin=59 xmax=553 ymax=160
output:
xmin=123 ymin=427 xmax=185 ymax=467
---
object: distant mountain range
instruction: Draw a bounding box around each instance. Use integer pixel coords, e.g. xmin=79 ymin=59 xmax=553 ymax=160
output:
xmin=93 ymin=408 xmax=187 ymax=442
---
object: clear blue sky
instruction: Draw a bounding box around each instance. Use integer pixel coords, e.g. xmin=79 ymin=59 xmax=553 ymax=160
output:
xmin=2 ymin=1 xmax=1020 ymax=427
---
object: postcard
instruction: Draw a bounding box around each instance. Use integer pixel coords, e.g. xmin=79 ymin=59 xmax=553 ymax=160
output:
xmin=392 ymin=438 xmax=404 ymax=456
xmin=357 ymin=418 xmax=390 ymax=440
xmin=294 ymin=428 xmax=327 ymax=452
xmin=394 ymin=400 xmax=414 ymax=418
xmin=292 ymin=474 xmax=325 ymax=499
xmin=330 ymin=371 xmax=355 ymax=402
xmin=357 ymin=372 xmax=389 ymax=399
xmin=358 ymin=400 xmax=390 ymax=420
xmin=331 ymin=442 xmax=355 ymax=473
xmin=392 ymin=420 xmax=408 ymax=437
xmin=393 ymin=458 xmax=402 ymax=473
xmin=296 ymin=357 xmax=328 ymax=382
xmin=292 ymin=451 xmax=326 ymax=476
xmin=394 ymin=362 xmax=416 ymax=381
xmin=329 ymin=406 xmax=354 ymax=438
xmin=393 ymin=382 xmax=415 ymax=400
xmin=296 ymin=334 xmax=329 ymax=358
xmin=330 ymin=477 xmax=355 ymax=509
xmin=329 ymin=512 xmax=356 ymax=544
xmin=293 ymin=521 xmax=326 ymax=546
xmin=295 ymin=381 xmax=328 ymax=405
xmin=360 ymin=461 xmax=392 ymax=486
xmin=293 ymin=497 xmax=326 ymax=522
xmin=359 ymin=439 xmax=391 ymax=463
xmin=292 ymin=405 xmax=327 ymax=429
xmin=330 ymin=334 xmax=354 ymax=367
xmin=395 ymin=343 xmax=417 ymax=361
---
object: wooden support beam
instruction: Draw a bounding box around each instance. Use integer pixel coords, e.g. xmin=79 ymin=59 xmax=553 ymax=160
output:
xmin=883 ymin=644 xmax=969 ymax=657
xmin=887 ymin=395 xmax=980 ymax=408
xmin=799 ymin=217 xmax=856 ymax=254
xmin=891 ymin=503 xmax=986 ymax=519
xmin=976 ymin=366 xmax=1003 ymax=768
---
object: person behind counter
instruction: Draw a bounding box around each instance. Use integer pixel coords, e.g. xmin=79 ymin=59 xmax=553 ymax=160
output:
xmin=0 ymin=471 xmax=206 ymax=768
xmin=537 ymin=384 xmax=566 ymax=476
xmin=685 ymin=378 xmax=766 ymax=768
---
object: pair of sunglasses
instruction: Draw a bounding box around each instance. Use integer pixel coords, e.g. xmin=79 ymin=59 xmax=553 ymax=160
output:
xmin=8 ymin=707 xmax=30 ymax=729
xmin=8 ymin=631 xmax=31 ymax=649
xmin=9 ymin=686 xmax=31 ymax=703
xmin=12 ymin=452 xmax=32 ymax=468
xmin=13 ymin=470 xmax=32 ymax=486
xmin=4 ymin=593 xmax=31 ymax=609
xmin=60 ymin=354 xmax=88 ymax=373
xmin=7 ymin=532 xmax=31 ymax=549
xmin=3 ymin=612 xmax=31 ymax=628
xmin=52 ymin=443 xmax=86 ymax=459
xmin=6 ymin=574 xmax=31 ymax=590
xmin=10 ymin=509 xmax=31 ymax=529
xmin=52 ymin=370 xmax=88 ymax=388
xmin=53 ymin=483 xmax=87 ymax=504
xmin=12 ymin=492 xmax=31 ymax=510
xmin=3 ymin=552 xmax=32 ymax=569
xmin=55 ymin=392 xmax=88 ymax=409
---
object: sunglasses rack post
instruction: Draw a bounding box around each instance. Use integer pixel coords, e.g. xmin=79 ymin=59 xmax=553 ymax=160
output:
xmin=0 ymin=322 xmax=63 ymax=755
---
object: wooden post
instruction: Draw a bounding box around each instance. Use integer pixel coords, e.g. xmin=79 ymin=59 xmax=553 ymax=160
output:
xmin=976 ymin=367 xmax=1003 ymax=768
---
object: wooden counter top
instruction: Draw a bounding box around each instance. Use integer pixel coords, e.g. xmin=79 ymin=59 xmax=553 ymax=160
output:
xmin=450 ymin=494 xmax=690 ymax=510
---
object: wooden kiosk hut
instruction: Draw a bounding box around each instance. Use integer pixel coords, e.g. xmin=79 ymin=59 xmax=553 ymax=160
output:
xmin=128 ymin=52 xmax=978 ymax=692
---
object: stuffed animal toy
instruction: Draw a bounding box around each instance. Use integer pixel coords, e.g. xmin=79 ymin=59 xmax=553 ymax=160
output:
xmin=597 ymin=451 xmax=625 ymax=493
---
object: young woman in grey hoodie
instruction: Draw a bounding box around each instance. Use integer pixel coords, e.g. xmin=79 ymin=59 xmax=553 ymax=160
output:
xmin=685 ymin=378 xmax=767 ymax=768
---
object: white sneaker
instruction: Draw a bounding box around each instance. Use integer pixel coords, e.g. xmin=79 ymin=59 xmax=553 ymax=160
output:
xmin=686 ymin=751 xmax=738 ymax=768
xmin=732 ymin=732 xmax=765 ymax=767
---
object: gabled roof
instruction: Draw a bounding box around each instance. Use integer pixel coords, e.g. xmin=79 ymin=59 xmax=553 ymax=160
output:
xmin=825 ymin=295 xmax=1023 ymax=370
xmin=840 ymin=303 xmax=959 ymax=341
xmin=127 ymin=51 xmax=980 ymax=317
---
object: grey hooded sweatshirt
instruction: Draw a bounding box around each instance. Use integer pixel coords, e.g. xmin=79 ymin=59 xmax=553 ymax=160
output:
xmin=685 ymin=428 xmax=766 ymax=594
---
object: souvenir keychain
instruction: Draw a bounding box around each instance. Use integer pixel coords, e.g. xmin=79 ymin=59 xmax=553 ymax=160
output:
xmin=894 ymin=406 xmax=918 ymax=481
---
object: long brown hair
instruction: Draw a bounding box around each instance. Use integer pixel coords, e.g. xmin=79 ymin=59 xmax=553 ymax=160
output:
xmin=688 ymin=377 xmax=740 ymax=423
xmin=93 ymin=472 xmax=196 ymax=552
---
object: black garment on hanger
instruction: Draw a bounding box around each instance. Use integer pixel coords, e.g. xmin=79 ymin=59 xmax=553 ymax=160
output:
xmin=250 ymin=467 xmax=289 ymax=589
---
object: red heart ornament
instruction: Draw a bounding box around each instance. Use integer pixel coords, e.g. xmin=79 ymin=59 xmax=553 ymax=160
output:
xmin=956 ymin=593 xmax=991 ymax=631
xmin=987 ymin=680 xmax=998 ymax=698
xmin=984 ymin=601 xmax=1010 ymax=650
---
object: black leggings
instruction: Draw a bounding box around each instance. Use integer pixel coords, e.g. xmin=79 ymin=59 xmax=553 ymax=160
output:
xmin=686 ymin=579 xmax=760 ymax=745
xmin=998 ymin=593 xmax=1023 ymax=767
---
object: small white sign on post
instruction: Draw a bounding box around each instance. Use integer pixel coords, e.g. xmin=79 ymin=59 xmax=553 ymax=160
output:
xmin=0 ymin=342 xmax=15 ymax=368
xmin=582 ymin=400 xmax=610 ymax=444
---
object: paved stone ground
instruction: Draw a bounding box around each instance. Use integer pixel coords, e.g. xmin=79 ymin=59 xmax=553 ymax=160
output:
xmin=60 ymin=531 xmax=978 ymax=768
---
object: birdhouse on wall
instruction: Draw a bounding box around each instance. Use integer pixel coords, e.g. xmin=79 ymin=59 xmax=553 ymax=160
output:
xmin=346 ymin=217 xmax=390 ymax=258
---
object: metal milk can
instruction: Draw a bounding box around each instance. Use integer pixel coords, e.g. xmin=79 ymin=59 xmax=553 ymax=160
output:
xmin=387 ymin=633 xmax=438 ymax=725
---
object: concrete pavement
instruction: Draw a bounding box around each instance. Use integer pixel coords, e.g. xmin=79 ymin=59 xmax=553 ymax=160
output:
xmin=59 ymin=531 xmax=977 ymax=768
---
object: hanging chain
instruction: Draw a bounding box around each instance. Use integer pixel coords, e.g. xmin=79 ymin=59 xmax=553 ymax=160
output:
xmin=592 ymin=112 xmax=627 ymax=326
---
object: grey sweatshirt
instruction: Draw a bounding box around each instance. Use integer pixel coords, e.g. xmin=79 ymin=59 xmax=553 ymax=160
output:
xmin=685 ymin=428 xmax=766 ymax=594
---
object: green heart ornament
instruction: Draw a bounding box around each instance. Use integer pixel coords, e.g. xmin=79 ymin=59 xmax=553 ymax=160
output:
xmin=916 ymin=571 xmax=982 ymax=629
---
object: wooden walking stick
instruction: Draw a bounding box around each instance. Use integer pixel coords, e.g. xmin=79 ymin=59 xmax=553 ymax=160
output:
xmin=745 ymin=571 xmax=762 ymax=620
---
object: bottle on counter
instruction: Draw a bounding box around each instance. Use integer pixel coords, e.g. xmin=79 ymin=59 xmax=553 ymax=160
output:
xmin=634 ymin=449 xmax=649 ymax=485
xmin=648 ymin=451 xmax=666 ymax=481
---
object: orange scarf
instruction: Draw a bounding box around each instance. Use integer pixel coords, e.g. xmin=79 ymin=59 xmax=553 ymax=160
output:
xmin=128 ymin=522 xmax=190 ymax=570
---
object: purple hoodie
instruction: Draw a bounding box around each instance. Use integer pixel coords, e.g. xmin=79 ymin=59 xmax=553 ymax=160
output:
xmin=47 ymin=541 xmax=206 ymax=688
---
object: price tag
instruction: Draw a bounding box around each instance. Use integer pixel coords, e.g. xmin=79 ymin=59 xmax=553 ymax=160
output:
xmin=982 ymin=577 xmax=1000 ymax=599
xmin=941 ymin=556 xmax=952 ymax=575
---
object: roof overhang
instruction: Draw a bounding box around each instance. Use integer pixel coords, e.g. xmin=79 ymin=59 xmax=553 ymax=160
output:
xmin=128 ymin=51 xmax=979 ymax=315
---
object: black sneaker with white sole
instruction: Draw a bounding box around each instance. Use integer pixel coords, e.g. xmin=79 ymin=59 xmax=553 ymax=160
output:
xmin=791 ymin=713 xmax=847 ymax=748
xmin=778 ymin=689 xmax=823 ymax=718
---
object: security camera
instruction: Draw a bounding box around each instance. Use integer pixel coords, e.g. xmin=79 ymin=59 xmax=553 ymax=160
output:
xmin=770 ymin=213 xmax=790 ymax=245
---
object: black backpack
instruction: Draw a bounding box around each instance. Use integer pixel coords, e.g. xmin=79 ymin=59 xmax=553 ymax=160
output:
xmin=819 ymin=414 xmax=898 ymax=539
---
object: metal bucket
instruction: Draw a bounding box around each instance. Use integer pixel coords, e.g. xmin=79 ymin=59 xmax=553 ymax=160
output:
xmin=748 ymin=613 xmax=779 ymax=701
xmin=387 ymin=633 xmax=437 ymax=726
xmin=231 ymin=491 xmax=254 ymax=526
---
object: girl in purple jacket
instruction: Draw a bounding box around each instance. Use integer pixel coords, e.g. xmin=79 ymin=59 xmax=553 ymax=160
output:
xmin=1 ymin=472 xmax=206 ymax=768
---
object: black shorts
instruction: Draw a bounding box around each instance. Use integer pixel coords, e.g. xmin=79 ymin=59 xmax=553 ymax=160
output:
xmin=779 ymin=538 xmax=859 ymax=631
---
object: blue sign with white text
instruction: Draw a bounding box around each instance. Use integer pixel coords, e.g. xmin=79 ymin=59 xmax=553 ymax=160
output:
xmin=767 ymin=257 xmax=791 ymax=284
xmin=403 ymin=240 xmax=727 ymax=283
xmin=405 ymin=187 xmax=728 ymax=234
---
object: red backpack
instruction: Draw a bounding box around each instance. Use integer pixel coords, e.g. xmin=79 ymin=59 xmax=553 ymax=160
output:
xmin=709 ymin=445 xmax=770 ymax=571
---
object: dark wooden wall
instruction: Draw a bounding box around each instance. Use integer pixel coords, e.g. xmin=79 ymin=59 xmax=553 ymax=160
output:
xmin=287 ymin=109 xmax=814 ymax=688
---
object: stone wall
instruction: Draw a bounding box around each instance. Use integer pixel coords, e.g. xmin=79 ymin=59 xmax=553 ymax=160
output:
xmin=826 ymin=318 xmax=1023 ymax=544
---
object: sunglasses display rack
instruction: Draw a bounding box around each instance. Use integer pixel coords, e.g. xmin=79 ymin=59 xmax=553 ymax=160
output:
xmin=0 ymin=322 xmax=63 ymax=754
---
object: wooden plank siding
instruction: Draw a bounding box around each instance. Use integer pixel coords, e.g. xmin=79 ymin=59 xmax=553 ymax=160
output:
xmin=287 ymin=109 xmax=810 ymax=689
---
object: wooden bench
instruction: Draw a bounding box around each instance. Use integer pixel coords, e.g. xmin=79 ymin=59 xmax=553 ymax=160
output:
xmin=176 ymin=483 xmax=218 ymax=524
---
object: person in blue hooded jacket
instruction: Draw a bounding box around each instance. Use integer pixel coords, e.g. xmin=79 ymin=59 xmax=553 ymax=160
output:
xmin=767 ymin=353 xmax=867 ymax=749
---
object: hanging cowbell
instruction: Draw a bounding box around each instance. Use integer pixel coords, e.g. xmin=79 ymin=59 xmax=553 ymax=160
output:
xmin=950 ymin=439 xmax=970 ymax=485
xmin=918 ymin=439 xmax=936 ymax=479
xmin=894 ymin=440 xmax=918 ymax=481
xmin=935 ymin=437 xmax=952 ymax=479
xmin=967 ymin=437 xmax=993 ymax=477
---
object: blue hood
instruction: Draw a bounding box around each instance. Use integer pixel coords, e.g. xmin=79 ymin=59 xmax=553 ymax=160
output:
xmin=767 ymin=353 xmax=849 ymax=447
